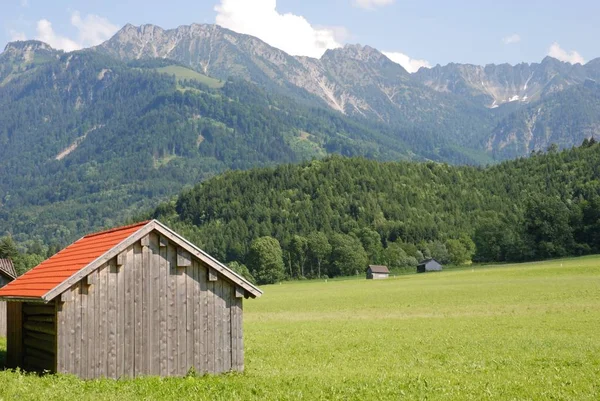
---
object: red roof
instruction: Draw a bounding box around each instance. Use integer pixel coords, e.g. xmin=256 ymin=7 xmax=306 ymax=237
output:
xmin=0 ymin=221 xmax=149 ymax=299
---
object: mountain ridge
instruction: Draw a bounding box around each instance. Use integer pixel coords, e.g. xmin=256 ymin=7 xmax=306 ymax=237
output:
xmin=3 ymin=23 xmax=600 ymax=160
xmin=96 ymin=22 xmax=497 ymax=150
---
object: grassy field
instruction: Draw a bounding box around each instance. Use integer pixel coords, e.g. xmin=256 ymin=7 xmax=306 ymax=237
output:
xmin=1 ymin=256 xmax=599 ymax=400
xmin=155 ymin=65 xmax=224 ymax=89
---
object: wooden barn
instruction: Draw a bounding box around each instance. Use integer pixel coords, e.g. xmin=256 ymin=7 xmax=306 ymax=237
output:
xmin=417 ymin=258 xmax=443 ymax=273
xmin=366 ymin=265 xmax=390 ymax=279
xmin=0 ymin=259 xmax=17 ymax=337
xmin=0 ymin=220 xmax=262 ymax=378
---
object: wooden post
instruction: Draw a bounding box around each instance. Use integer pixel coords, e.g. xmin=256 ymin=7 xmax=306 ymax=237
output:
xmin=159 ymin=235 xmax=168 ymax=248
xmin=6 ymin=302 xmax=23 ymax=369
xmin=116 ymin=251 xmax=126 ymax=267
xmin=177 ymin=248 xmax=191 ymax=268
xmin=208 ymin=268 xmax=218 ymax=282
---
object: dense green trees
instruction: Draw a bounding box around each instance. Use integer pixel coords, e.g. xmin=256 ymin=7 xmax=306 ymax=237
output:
xmin=247 ymin=237 xmax=285 ymax=284
xmin=329 ymin=233 xmax=368 ymax=277
xmin=227 ymin=261 xmax=255 ymax=284
xmin=152 ymin=142 xmax=600 ymax=279
xmin=306 ymin=232 xmax=331 ymax=278
xmin=523 ymin=195 xmax=575 ymax=259
xmin=0 ymin=236 xmax=46 ymax=275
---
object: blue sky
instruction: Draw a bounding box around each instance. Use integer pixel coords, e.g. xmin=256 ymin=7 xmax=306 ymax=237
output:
xmin=2 ymin=0 xmax=597 ymax=72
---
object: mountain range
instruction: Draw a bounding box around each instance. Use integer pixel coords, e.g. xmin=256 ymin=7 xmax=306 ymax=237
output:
xmin=1 ymin=22 xmax=599 ymax=243
xmin=98 ymin=23 xmax=600 ymax=156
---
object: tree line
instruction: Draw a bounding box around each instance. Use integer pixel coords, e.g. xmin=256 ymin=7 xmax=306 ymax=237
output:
xmin=151 ymin=140 xmax=600 ymax=284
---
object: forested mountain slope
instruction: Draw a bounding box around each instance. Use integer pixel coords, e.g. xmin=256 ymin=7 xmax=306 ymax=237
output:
xmin=153 ymin=142 xmax=600 ymax=281
xmin=487 ymin=80 xmax=600 ymax=159
xmin=1 ymin=41 xmax=445 ymax=244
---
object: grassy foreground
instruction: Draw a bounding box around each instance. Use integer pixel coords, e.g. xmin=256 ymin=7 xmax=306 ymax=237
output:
xmin=1 ymin=257 xmax=599 ymax=400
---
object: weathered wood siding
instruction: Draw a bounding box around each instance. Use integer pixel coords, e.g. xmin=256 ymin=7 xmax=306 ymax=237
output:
xmin=0 ymin=301 xmax=6 ymax=337
xmin=21 ymin=302 xmax=56 ymax=372
xmin=0 ymin=275 xmax=9 ymax=337
xmin=56 ymin=232 xmax=243 ymax=379
xmin=5 ymin=301 xmax=23 ymax=368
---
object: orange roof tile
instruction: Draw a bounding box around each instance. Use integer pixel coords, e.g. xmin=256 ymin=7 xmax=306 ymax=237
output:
xmin=0 ymin=221 xmax=149 ymax=299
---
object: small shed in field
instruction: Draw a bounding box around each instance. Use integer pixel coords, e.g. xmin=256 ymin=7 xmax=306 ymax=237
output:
xmin=366 ymin=265 xmax=390 ymax=280
xmin=0 ymin=220 xmax=262 ymax=378
xmin=0 ymin=259 xmax=17 ymax=337
xmin=417 ymin=258 xmax=443 ymax=273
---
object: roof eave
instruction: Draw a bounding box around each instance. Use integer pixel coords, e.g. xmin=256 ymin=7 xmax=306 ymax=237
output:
xmin=0 ymin=295 xmax=47 ymax=303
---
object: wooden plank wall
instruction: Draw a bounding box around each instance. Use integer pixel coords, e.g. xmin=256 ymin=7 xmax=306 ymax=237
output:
xmin=5 ymin=301 xmax=23 ymax=369
xmin=56 ymin=231 xmax=242 ymax=379
xmin=0 ymin=275 xmax=9 ymax=337
xmin=0 ymin=301 xmax=6 ymax=338
xmin=21 ymin=302 xmax=56 ymax=372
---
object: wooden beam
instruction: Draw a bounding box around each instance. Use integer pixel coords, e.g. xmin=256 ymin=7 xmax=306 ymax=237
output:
xmin=86 ymin=273 xmax=96 ymax=286
xmin=235 ymin=286 xmax=244 ymax=299
xmin=159 ymin=235 xmax=168 ymax=247
xmin=23 ymin=321 xmax=56 ymax=336
xmin=141 ymin=235 xmax=150 ymax=247
xmin=116 ymin=251 xmax=126 ymax=267
xmin=177 ymin=247 xmax=191 ymax=268
xmin=24 ymin=336 xmax=56 ymax=355
xmin=22 ymin=304 xmax=55 ymax=316
xmin=208 ymin=268 xmax=218 ymax=282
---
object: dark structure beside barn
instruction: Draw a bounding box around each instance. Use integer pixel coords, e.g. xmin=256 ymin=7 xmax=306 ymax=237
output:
xmin=0 ymin=259 xmax=17 ymax=337
xmin=0 ymin=220 xmax=262 ymax=378
xmin=366 ymin=265 xmax=390 ymax=279
xmin=417 ymin=259 xmax=443 ymax=273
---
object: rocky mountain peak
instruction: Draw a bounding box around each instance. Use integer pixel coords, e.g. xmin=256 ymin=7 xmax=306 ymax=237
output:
xmin=0 ymin=40 xmax=59 ymax=71
xmin=322 ymin=44 xmax=387 ymax=64
xmin=3 ymin=40 xmax=55 ymax=54
xmin=587 ymin=57 xmax=600 ymax=67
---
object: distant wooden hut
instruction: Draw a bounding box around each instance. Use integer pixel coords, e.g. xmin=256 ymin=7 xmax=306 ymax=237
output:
xmin=417 ymin=258 xmax=443 ymax=273
xmin=0 ymin=220 xmax=262 ymax=378
xmin=0 ymin=259 xmax=17 ymax=337
xmin=366 ymin=265 xmax=390 ymax=279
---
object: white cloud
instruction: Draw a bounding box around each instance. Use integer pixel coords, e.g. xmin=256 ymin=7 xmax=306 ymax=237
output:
xmin=548 ymin=42 xmax=585 ymax=64
xmin=20 ymin=0 xmax=29 ymax=7
xmin=353 ymin=0 xmax=395 ymax=9
xmin=36 ymin=19 xmax=81 ymax=51
xmin=215 ymin=0 xmax=342 ymax=58
xmin=9 ymin=29 xmax=27 ymax=41
xmin=70 ymin=12 xmax=119 ymax=48
xmin=502 ymin=34 xmax=520 ymax=45
xmin=383 ymin=51 xmax=431 ymax=73
xmin=28 ymin=11 xmax=118 ymax=52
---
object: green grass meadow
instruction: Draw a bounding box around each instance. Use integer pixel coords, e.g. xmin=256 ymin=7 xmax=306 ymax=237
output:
xmin=1 ymin=256 xmax=599 ymax=400
xmin=155 ymin=65 xmax=225 ymax=89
